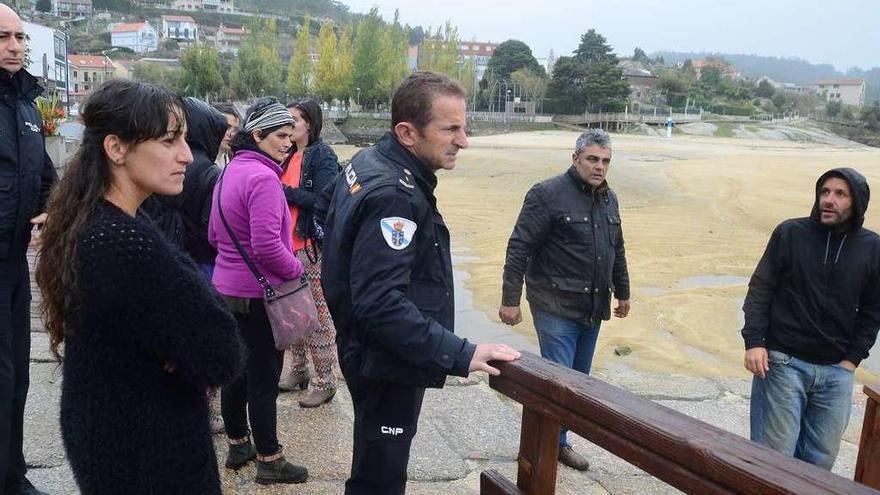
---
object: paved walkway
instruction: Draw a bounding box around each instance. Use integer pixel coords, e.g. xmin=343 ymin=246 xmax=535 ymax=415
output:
xmin=21 ymin=258 xmax=868 ymax=494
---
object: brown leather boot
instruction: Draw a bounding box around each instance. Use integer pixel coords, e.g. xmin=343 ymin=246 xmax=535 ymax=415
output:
xmin=298 ymin=388 xmax=336 ymax=408
xmin=558 ymin=445 xmax=589 ymax=471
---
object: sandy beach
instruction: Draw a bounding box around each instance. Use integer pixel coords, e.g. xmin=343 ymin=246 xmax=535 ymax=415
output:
xmin=335 ymin=130 xmax=880 ymax=381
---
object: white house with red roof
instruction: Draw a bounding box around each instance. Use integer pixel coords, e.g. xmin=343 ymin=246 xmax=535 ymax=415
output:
xmin=215 ymin=24 xmax=247 ymax=55
xmin=161 ymin=15 xmax=198 ymax=44
xmin=111 ymin=21 xmax=159 ymax=53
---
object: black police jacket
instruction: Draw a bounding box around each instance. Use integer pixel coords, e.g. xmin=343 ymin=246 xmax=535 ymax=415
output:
xmin=501 ymin=166 xmax=630 ymax=325
xmin=320 ymin=132 xmax=476 ymax=388
xmin=0 ymin=69 xmax=57 ymax=259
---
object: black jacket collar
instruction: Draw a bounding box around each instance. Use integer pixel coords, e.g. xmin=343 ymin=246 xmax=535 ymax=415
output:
xmin=0 ymin=68 xmax=42 ymax=101
xmin=566 ymin=165 xmax=608 ymax=195
xmin=376 ymin=131 xmax=438 ymax=196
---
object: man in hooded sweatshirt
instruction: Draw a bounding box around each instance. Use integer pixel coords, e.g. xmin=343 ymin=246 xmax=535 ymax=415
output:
xmin=142 ymin=97 xmax=227 ymax=277
xmin=742 ymin=167 xmax=880 ymax=469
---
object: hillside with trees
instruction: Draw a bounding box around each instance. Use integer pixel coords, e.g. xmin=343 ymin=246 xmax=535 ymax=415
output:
xmin=652 ymin=51 xmax=841 ymax=86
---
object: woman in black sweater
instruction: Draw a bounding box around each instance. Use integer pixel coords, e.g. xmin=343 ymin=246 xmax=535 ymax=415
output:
xmin=35 ymin=80 xmax=246 ymax=494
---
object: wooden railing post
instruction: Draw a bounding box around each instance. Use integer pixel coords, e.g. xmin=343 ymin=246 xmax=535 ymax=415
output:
xmin=482 ymin=352 xmax=880 ymax=495
xmin=516 ymin=406 xmax=559 ymax=495
xmin=856 ymin=385 xmax=880 ymax=488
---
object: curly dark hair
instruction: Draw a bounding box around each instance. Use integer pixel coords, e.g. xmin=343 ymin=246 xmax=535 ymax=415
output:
xmin=35 ymin=79 xmax=185 ymax=360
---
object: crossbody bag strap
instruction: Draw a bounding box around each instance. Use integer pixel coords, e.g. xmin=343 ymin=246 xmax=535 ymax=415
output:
xmin=216 ymin=165 xmax=276 ymax=298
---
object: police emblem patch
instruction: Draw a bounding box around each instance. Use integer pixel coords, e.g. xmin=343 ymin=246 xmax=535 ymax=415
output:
xmin=379 ymin=217 xmax=417 ymax=250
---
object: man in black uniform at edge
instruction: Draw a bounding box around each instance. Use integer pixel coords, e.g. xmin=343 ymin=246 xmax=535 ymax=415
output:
xmin=320 ymin=71 xmax=521 ymax=495
xmin=0 ymin=5 xmax=56 ymax=494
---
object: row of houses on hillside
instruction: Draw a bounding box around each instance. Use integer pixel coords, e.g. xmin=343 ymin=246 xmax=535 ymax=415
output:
xmin=49 ymin=0 xmax=233 ymax=17
xmin=109 ymin=17 xmax=246 ymax=54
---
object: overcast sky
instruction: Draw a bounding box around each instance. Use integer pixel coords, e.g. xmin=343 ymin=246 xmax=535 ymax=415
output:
xmin=341 ymin=0 xmax=879 ymax=71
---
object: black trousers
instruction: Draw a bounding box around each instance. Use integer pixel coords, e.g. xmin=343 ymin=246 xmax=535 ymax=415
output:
xmin=220 ymin=299 xmax=284 ymax=456
xmin=0 ymin=256 xmax=30 ymax=489
xmin=343 ymin=362 xmax=425 ymax=495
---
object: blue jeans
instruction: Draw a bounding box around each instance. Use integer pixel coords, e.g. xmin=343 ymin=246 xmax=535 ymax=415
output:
xmin=531 ymin=309 xmax=601 ymax=447
xmin=749 ymin=350 xmax=854 ymax=469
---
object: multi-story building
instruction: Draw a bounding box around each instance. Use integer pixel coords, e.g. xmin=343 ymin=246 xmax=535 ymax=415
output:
xmin=458 ymin=41 xmax=498 ymax=81
xmin=111 ymin=21 xmax=159 ymax=53
xmin=161 ymin=15 xmax=198 ymax=44
xmin=171 ymin=0 xmax=233 ymax=13
xmin=53 ymin=0 xmax=92 ymax=18
xmin=814 ymin=78 xmax=866 ymax=107
xmin=215 ymin=24 xmax=247 ymax=55
xmin=67 ymin=54 xmax=115 ymax=103
xmin=22 ymin=21 xmax=68 ymax=102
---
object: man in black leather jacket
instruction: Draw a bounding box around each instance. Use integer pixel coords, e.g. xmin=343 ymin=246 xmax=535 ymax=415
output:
xmin=499 ymin=129 xmax=630 ymax=471
xmin=0 ymin=5 xmax=56 ymax=494
xmin=321 ymin=72 xmax=520 ymax=495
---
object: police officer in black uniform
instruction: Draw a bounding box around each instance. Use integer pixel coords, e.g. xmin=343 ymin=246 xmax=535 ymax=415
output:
xmin=0 ymin=5 xmax=56 ymax=494
xmin=320 ymin=72 xmax=520 ymax=495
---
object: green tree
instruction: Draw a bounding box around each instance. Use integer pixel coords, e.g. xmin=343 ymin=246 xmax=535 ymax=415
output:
xmin=860 ymin=102 xmax=880 ymax=130
xmin=376 ymin=10 xmax=409 ymax=102
xmin=408 ymin=26 xmax=425 ymax=46
xmin=484 ymin=39 xmax=545 ymax=82
xmin=312 ymin=21 xmax=337 ymax=102
xmin=548 ymin=29 xmax=629 ymax=113
xmin=658 ymin=70 xmax=691 ymax=107
xmin=35 ymin=0 xmax=51 ymax=13
xmin=131 ymin=62 xmax=181 ymax=92
xmin=286 ymin=16 xmax=312 ymax=97
xmin=545 ymin=56 xmax=584 ymax=112
xmin=161 ymin=39 xmax=179 ymax=51
xmin=825 ymin=99 xmax=842 ymax=118
xmin=179 ymin=44 xmax=223 ymax=100
xmin=230 ymin=21 xmax=281 ymax=99
xmin=510 ymin=68 xmax=546 ymax=105
xmin=632 ymin=47 xmax=649 ymax=63
xmin=756 ymin=79 xmax=776 ymax=98
xmin=699 ymin=66 xmax=722 ymax=90
xmin=574 ymin=29 xmax=618 ymax=65
xmin=351 ymin=8 xmax=386 ymax=106
xmin=333 ymin=22 xmax=354 ymax=103
xmin=418 ymin=22 xmax=460 ymax=77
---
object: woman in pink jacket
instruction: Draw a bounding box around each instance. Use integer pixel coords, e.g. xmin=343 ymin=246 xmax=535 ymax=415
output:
xmin=208 ymin=98 xmax=308 ymax=486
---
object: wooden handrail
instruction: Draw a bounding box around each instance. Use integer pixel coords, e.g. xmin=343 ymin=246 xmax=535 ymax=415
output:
xmin=856 ymin=385 xmax=880 ymax=489
xmin=481 ymin=352 xmax=880 ymax=495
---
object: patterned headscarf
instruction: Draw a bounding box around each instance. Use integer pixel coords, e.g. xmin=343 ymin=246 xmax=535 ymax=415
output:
xmin=243 ymin=101 xmax=293 ymax=133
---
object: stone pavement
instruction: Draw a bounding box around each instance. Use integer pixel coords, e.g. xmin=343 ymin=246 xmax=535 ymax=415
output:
xmin=21 ymin=262 xmax=868 ymax=494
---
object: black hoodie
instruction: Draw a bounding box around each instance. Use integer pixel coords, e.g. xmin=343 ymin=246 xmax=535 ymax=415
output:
xmin=742 ymin=167 xmax=880 ymax=366
xmin=142 ymin=97 xmax=227 ymax=264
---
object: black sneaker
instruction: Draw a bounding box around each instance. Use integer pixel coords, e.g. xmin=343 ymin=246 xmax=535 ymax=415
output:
xmin=255 ymin=456 xmax=308 ymax=485
xmin=225 ymin=440 xmax=257 ymax=470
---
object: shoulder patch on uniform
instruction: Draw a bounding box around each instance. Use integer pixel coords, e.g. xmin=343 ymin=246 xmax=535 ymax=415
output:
xmin=344 ymin=163 xmax=362 ymax=194
xmin=380 ymin=217 xmax=417 ymax=250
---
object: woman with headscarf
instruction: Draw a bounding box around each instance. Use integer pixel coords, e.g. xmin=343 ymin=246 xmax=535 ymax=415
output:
xmin=208 ymin=97 xmax=309 ymax=485
xmin=277 ymin=99 xmax=341 ymax=408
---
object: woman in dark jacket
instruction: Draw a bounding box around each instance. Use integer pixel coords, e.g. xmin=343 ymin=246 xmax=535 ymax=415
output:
xmin=277 ymin=99 xmax=341 ymax=408
xmin=34 ymin=80 xmax=246 ymax=495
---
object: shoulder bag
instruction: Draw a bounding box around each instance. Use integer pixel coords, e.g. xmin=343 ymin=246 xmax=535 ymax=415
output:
xmin=216 ymin=166 xmax=320 ymax=350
